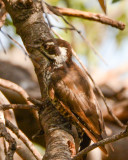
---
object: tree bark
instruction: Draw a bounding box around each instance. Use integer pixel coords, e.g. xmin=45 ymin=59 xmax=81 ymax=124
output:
xmin=2 ymin=0 xmax=75 ymax=159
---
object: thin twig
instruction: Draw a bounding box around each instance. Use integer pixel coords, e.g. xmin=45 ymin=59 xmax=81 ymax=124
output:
xmin=0 ymin=122 xmax=16 ymax=160
xmin=0 ymin=78 xmax=32 ymax=105
xmin=78 ymin=33 xmax=108 ymax=65
xmin=95 ymin=86 xmax=126 ymax=128
xmin=0 ymin=29 xmax=28 ymax=56
xmin=55 ymin=16 xmax=107 ymax=64
xmin=0 ymin=104 xmax=39 ymax=111
xmin=51 ymin=28 xmax=62 ymax=39
xmin=103 ymin=100 xmax=128 ymax=122
xmin=42 ymin=0 xmax=52 ymax=28
xmin=6 ymin=120 xmax=42 ymax=160
xmin=0 ymin=91 xmax=39 ymax=160
xmin=28 ymin=97 xmax=43 ymax=106
xmin=0 ymin=91 xmax=6 ymax=158
xmin=51 ymin=25 xmax=75 ymax=31
xmin=73 ymin=125 xmax=128 ymax=160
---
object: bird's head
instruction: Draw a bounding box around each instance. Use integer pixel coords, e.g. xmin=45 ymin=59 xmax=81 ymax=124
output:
xmin=42 ymin=39 xmax=72 ymax=67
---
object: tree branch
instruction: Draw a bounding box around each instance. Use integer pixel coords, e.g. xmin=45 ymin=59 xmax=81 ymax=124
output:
xmin=0 ymin=91 xmax=16 ymax=160
xmin=2 ymin=0 xmax=75 ymax=159
xmin=6 ymin=120 xmax=42 ymax=160
xmin=0 ymin=122 xmax=16 ymax=160
xmin=0 ymin=78 xmax=32 ymax=104
xmin=0 ymin=104 xmax=39 ymax=111
xmin=0 ymin=90 xmax=41 ymax=160
xmin=73 ymin=125 xmax=128 ymax=160
xmin=49 ymin=6 xmax=125 ymax=30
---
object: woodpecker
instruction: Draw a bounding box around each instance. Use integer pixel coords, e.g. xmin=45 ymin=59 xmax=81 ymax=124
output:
xmin=42 ymin=38 xmax=107 ymax=154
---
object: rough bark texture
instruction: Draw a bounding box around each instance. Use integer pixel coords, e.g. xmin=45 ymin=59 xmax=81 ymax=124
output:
xmin=2 ymin=0 xmax=75 ymax=159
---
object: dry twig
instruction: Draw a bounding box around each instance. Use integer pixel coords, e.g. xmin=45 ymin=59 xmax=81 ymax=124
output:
xmin=0 ymin=122 xmax=17 ymax=160
xmin=0 ymin=91 xmax=40 ymax=160
xmin=0 ymin=29 xmax=28 ymax=56
xmin=52 ymin=6 xmax=125 ymax=30
xmin=0 ymin=78 xmax=32 ymax=105
xmin=73 ymin=125 xmax=128 ymax=160
xmin=0 ymin=104 xmax=39 ymax=111
xmin=0 ymin=91 xmax=16 ymax=160
xmin=6 ymin=120 xmax=42 ymax=160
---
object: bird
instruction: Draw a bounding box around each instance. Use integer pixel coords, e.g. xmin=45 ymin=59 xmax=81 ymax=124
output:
xmin=42 ymin=38 xmax=108 ymax=154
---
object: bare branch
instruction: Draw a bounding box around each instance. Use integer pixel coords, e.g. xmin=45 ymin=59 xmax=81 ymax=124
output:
xmin=0 ymin=104 xmax=39 ymax=111
xmin=0 ymin=91 xmax=17 ymax=160
xmin=28 ymin=97 xmax=43 ymax=106
xmin=0 ymin=29 xmax=28 ymax=56
xmin=51 ymin=6 xmax=125 ymax=30
xmin=6 ymin=120 xmax=42 ymax=160
xmin=0 ymin=91 xmax=6 ymax=159
xmin=0 ymin=122 xmax=17 ymax=160
xmin=103 ymin=100 xmax=128 ymax=122
xmin=0 ymin=90 xmax=40 ymax=160
xmin=73 ymin=126 xmax=128 ymax=160
xmin=0 ymin=78 xmax=32 ymax=105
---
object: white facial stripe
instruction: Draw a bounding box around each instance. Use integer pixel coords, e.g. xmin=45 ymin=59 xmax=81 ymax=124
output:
xmin=59 ymin=47 xmax=67 ymax=57
xmin=46 ymin=42 xmax=54 ymax=45
xmin=54 ymin=47 xmax=67 ymax=64
xmin=44 ymin=46 xmax=68 ymax=68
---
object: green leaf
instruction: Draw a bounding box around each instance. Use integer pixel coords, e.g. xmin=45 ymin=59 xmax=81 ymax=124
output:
xmin=112 ymin=0 xmax=121 ymax=3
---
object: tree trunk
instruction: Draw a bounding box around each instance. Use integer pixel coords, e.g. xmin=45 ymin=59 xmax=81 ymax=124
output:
xmin=2 ymin=0 xmax=76 ymax=159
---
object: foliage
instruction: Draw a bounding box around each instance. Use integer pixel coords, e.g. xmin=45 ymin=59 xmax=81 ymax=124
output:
xmin=112 ymin=0 xmax=122 ymax=3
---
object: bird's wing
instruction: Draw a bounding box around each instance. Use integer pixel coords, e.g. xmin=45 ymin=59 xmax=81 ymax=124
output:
xmin=51 ymin=62 xmax=107 ymax=154
xmin=53 ymin=63 xmax=103 ymax=136
xmin=59 ymin=100 xmax=107 ymax=155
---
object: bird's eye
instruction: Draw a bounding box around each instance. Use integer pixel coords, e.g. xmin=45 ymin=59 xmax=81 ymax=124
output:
xmin=44 ymin=44 xmax=49 ymax=50
xmin=43 ymin=41 xmax=55 ymax=50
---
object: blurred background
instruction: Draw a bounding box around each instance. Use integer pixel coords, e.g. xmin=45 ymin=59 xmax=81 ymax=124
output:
xmin=0 ymin=0 xmax=128 ymax=160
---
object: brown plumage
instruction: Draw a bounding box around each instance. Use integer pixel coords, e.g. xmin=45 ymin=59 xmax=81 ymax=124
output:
xmin=43 ymin=39 xmax=107 ymax=154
